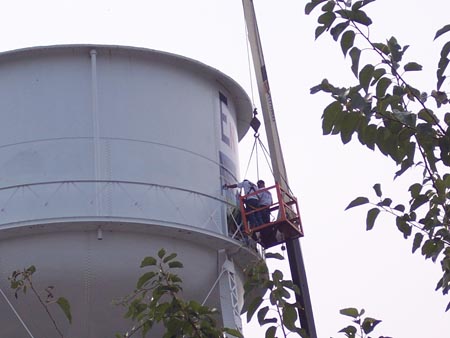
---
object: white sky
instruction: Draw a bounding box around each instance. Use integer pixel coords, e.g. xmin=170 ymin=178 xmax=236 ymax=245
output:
xmin=1 ymin=0 xmax=449 ymax=337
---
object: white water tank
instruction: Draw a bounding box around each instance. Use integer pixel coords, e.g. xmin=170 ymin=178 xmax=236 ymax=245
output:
xmin=0 ymin=45 xmax=256 ymax=337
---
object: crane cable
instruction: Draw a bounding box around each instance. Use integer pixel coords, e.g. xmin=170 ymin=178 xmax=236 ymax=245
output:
xmin=258 ymin=137 xmax=293 ymax=195
xmin=243 ymin=134 xmax=259 ymax=180
xmin=243 ymin=124 xmax=294 ymax=196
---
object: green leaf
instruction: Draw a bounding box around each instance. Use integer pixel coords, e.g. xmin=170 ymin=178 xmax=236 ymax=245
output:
xmin=345 ymin=197 xmax=369 ymax=210
xmin=137 ymin=271 xmax=157 ymax=289
xmin=265 ymin=252 xmax=284 ymax=260
xmin=431 ymin=90 xmax=449 ymax=108
xmin=437 ymin=72 xmax=447 ymax=91
xmin=422 ymin=239 xmax=437 ymax=259
xmin=163 ymin=253 xmax=177 ymax=263
xmin=349 ymin=47 xmax=361 ymax=77
xmin=352 ymin=0 xmax=376 ymax=10
xmin=375 ymin=127 xmax=389 ymax=156
xmin=348 ymin=91 xmax=367 ymax=111
xmin=305 ymin=0 xmax=328 ymax=15
xmin=434 ymin=24 xmax=450 ymax=40
xmin=359 ymin=64 xmax=374 ymax=92
xmin=322 ymin=101 xmax=343 ymax=135
xmin=408 ymin=183 xmax=422 ymax=198
xmin=168 ymin=261 xmax=183 ymax=269
xmin=140 ymin=256 xmax=157 ymax=267
xmin=321 ymin=0 xmax=335 ymax=12
xmin=265 ymin=326 xmax=277 ymax=338
xmin=441 ymin=41 xmax=450 ymax=59
xmin=376 ymin=78 xmax=392 ymax=98
xmin=404 ymin=62 xmax=423 ymax=72
xmin=331 ymin=21 xmax=350 ymax=41
xmin=418 ymin=109 xmax=437 ymax=124
xmin=364 ymin=124 xmax=377 ymax=150
xmin=340 ymin=112 xmax=360 ymax=144
xmin=392 ymin=110 xmax=416 ymax=128
xmin=445 ymin=173 xmax=450 ymax=187
xmin=410 ymin=194 xmax=428 ymax=211
xmin=387 ymin=36 xmax=403 ymax=63
xmin=351 ymin=0 xmax=363 ymax=10
xmin=373 ymin=42 xmax=389 ymax=55
xmin=246 ymin=296 xmax=264 ymax=322
xmin=437 ymin=57 xmax=449 ymax=90
xmin=361 ymin=317 xmax=381 ymax=334
xmin=338 ymin=325 xmax=357 ymax=337
xmin=392 ymin=85 xmax=405 ymax=97
xmin=373 ymin=183 xmax=382 ymax=197
xmin=336 ymin=9 xmax=372 ymax=26
xmin=315 ymin=25 xmax=327 ymax=40
xmin=351 ymin=9 xmax=372 ymax=26
xmin=396 ymin=216 xmax=412 ymax=239
xmin=340 ymin=307 xmax=359 ymax=318
xmin=412 ymin=232 xmax=424 ymax=253
xmin=371 ymin=68 xmax=386 ymax=84
xmin=310 ymin=83 xmax=323 ymax=94
xmin=282 ymin=305 xmax=298 ymax=331
xmin=318 ymin=11 xmax=336 ymax=30
xmin=56 ymin=297 xmax=72 ymax=324
xmin=406 ymin=86 xmax=420 ymax=101
xmin=341 ymin=30 xmax=355 ymax=56
xmin=141 ymin=320 xmax=152 ymax=336
xmin=394 ymin=204 xmax=405 ymax=212
xmin=272 ymin=269 xmax=284 ymax=282
xmin=257 ymin=306 xmax=270 ymax=325
xmin=366 ymin=208 xmax=380 ymax=231
xmin=157 ymin=248 xmax=166 ymax=259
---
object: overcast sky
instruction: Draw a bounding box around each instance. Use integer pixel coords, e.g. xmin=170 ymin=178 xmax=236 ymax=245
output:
xmin=1 ymin=1 xmax=449 ymax=337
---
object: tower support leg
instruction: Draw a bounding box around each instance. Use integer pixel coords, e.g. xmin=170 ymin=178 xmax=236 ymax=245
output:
xmin=217 ymin=250 xmax=243 ymax=334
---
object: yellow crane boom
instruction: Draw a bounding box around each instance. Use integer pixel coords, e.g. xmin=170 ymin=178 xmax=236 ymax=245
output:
xmin=241 ymin=1 xmax=317 ymax=336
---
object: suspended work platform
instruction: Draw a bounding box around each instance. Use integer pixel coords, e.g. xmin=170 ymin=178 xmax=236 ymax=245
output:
xmin=239 ymin=183 xmax=303 ymax=249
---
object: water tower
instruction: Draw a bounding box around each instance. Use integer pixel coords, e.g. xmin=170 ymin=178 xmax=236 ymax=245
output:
xmin=0 ymin=45 xmax=258 ymax=337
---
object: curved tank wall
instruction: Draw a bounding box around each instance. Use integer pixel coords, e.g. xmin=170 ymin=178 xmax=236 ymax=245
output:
xmin=0 ymin=45 xmax=257 ymax=337
xmin=0 ymin=45 xmax=249 ymax=232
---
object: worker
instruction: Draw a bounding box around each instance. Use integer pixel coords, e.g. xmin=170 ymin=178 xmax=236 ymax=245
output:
xmin=223 ymin=179 xmax=260 ymax=227
xmin=256 ymin=179 xmax=276 ymax=246
xmin=256 ymin=180 xmax=272 ymax=223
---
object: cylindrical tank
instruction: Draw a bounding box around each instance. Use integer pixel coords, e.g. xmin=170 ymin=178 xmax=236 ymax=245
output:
xmin=0 ymin=45 xmax=257 ymax=337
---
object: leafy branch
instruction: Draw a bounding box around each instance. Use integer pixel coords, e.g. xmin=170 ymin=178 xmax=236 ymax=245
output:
xmin=114 ymin=248 xmax=242 ymax=338
xmin=243 ymin=252 xmax=308 ymax=338
xmin=336 ymin=307 xmax=389 ymax=338
xmin=9 ymin=266 xmax=72 ymax=338
xmin=305 ymin=0 xmax=450 ymax=310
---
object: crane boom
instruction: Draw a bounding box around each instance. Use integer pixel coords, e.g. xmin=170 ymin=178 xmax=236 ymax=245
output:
xmin=241 ymin=1 xmax=317 ymax=337
xmin=241 ymin=0 xmax=288 ymax=192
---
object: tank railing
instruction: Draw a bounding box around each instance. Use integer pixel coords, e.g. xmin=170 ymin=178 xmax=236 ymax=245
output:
xmin=0 ymin=179 xmax=238 ymax=237
xmin=238 ymin=183 xmax=303 ymax=248
xmin=0 ymin=179 xmax=230 ymax=203
xmin=0 ymin=178 xmax=268 ymax=248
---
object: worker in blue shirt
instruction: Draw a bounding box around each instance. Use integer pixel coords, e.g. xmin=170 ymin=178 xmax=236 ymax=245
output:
xmin=224 ymin=179 xmax=260 ymax=227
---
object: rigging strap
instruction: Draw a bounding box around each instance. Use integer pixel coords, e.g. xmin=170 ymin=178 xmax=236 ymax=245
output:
xmin=243 ymin=132 xmax=294 ymax=196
